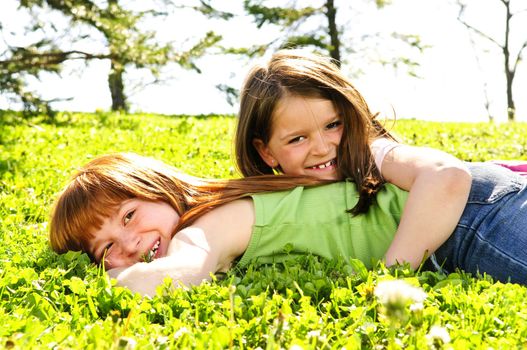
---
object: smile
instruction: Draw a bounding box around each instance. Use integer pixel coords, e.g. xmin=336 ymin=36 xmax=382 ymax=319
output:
xmin=145 ymin=239 xmax=160 ymax=262
xmin=307 ymin=159 xmax=336 ymax=170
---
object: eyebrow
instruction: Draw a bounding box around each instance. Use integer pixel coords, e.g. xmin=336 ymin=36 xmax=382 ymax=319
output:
xmin=277 ymin=113 xmax=341 ymax=142
xmin=277 ymin=129 xmax=302 ymax=142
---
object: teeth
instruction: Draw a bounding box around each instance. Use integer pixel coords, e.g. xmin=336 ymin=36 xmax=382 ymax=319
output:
xmin=146 ymin=240 xmax=160 ymax=262
xmin=311 ymin=159 xmax=334 ymax=169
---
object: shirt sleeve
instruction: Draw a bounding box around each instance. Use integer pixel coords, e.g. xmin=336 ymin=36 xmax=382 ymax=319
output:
xmin=370 ymin=138 xmax=401 ymax=174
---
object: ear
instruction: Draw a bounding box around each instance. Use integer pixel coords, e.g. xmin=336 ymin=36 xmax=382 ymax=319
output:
xmin=252 ymin=139 xmax=277 ymax=168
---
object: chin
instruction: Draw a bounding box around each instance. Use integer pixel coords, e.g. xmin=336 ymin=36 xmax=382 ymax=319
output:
xmin=317 ymin=171 xmax=339 ymax=181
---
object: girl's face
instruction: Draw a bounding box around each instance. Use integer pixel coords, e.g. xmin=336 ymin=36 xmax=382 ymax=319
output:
xmin=254 ymin=95 xmax=343 ymax=180
xmin=88 ymin=199 xmax=180 ymax=270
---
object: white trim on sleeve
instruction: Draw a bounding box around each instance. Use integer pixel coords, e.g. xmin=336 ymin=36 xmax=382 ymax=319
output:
xmin=370 ymin=138 xmax=401 ymax=174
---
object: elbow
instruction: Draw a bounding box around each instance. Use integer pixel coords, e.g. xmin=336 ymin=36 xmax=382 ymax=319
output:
xmin=437 ymin=162 xmax=472 ymax=197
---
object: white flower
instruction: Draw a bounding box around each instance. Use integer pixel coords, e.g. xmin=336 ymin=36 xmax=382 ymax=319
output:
xmin=374 ymin=280 xmax=427 ymax=307
xmin=117 ymin=337 xmax=137 ymax=349
xmin=427 ymin=325 xmax=451 ymax=344
xmin=306 ymin=329 xmax=327 ymax=342
xmin=289 ymin=345 xmax=304 ymax=350
xmin=307 ymin=330 xmax=321 ymax=338
xmin=156 ymin=336 xmax=169 ymax=345
xmin=410 ymin=302 xmax=424 ymax=312
xmin=173 ymin=327 xmax=190 ymax=339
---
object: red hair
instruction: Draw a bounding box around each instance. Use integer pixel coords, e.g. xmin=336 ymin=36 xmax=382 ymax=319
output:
xmin=49 ymin=153 xmax=327 ymax=259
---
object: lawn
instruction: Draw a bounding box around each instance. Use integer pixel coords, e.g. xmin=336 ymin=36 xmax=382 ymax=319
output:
xmin=1 ymin=111 xmax=527 ymax=349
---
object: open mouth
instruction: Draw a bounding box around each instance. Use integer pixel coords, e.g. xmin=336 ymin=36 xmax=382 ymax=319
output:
xmin=144 ymin=239 xmax=160 ymax=262
xmin=307 ymin=159 xmax=336 ymax=170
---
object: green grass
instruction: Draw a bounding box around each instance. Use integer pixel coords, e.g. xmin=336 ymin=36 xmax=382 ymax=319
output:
xmin=1 ymin=111 xmax=527 ymax=349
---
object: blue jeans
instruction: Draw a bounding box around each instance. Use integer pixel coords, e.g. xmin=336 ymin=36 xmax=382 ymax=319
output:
xmin=428 ymin=162 xmax=527 ymax=284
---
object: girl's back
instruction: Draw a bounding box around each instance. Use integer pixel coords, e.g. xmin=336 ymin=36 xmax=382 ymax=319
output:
xmin=238 ymin=181 xmax=408 ymax=269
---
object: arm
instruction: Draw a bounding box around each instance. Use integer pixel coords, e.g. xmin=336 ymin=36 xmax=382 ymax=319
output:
xmin=107 ymin=229 xmax=220 ymax=297
xmin=380 ymin=144 xmax=472 ymax=268
xmin=108 ymin=199 xmax=254 ymax=296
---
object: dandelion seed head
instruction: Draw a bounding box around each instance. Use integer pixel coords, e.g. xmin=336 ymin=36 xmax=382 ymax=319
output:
xmin=374 ymin=280 xmax=427 ymax=306
xmin=410 ymin=302 xmax=424 ymax=312
xmin=427 ymin=325 xmax=451 ymax=345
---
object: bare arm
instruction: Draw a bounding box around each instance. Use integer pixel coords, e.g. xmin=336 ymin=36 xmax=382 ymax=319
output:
xmin=107 ymin=199 xmax=254 ymax=297
xmin=107 ymin=230 xmax=220 ymax=297
xmin=381 ymin=145 xmax=472 ymax=268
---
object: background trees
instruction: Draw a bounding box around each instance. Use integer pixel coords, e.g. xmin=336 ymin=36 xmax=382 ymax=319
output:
xmin=0 ymin=0 xmax=525 ymax=121
xmin=457 ymin=0 xmax=526 ymax=121
xmin=1 ymin=0 xmax=221 ymax=113
xmin=238 ymin=0 xmax=426 ymax=73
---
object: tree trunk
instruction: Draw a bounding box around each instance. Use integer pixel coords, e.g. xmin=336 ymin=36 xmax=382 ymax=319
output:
xmin=325 ymin=0 xmax=341 ymax=66
xmin=506 ymin=64 xmax=515 ymax=121
xmin=108 ymin=59 xmax=127 ymax=112
xmin=503 ymin=0 xmax=515 ymax=121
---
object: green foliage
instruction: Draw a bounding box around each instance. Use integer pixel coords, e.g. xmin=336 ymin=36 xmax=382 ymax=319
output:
xmin=1 ymin=111 xmax=527 ymax=348
xmin=391 ymin=119 xmax=527 ymax=161
xmin=240 ymin=0 xmax=331 ymax=56
xmin=237 ymin=0 xmax=426 ymax=74
xmin=244 ymin=2 xmax=318 ymax=28
xmin=1 ymin=1 xmax=221 ymax=114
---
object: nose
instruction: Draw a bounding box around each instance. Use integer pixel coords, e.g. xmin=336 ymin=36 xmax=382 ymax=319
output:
xmin=311 ymin=132 xmax=330 ymax=156
xmin=116 ymin=230 xmax=141 ymax=257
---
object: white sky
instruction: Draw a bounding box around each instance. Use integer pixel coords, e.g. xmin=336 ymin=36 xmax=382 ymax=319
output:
xmin=1 ymin=0 xmax=526 ymax=122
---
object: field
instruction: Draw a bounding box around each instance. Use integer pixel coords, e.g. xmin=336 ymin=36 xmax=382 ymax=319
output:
xmin=1 ymin=111 xmax=527 ymax=349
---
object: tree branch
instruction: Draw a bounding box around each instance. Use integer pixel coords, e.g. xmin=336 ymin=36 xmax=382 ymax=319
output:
xmin=0 ymin=50 xmax=111 ymax=69
xmin=456 ymin=6 xmax=502 ymax=48
xmin=513 ymin=39 xmax=527 ymax=73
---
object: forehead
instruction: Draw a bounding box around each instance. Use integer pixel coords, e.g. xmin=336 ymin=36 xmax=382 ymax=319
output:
xmin=273 ymin=96 xmax=336 ymax=127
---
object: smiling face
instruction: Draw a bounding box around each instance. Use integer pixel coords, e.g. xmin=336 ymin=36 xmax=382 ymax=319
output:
xmin=88 ymin=199 xmax=180 ymax=270
xmin=253 ymin=95 xmax=343 ymax=180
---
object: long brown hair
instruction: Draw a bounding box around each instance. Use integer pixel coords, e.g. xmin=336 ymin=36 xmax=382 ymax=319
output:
xmin=235 ymin=49 xmax=396 ymax=214
xmin=49 ymin=153 xmax=327 ymax=259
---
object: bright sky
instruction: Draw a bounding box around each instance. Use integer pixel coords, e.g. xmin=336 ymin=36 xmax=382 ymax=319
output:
xmin=1 ymin=0 xmax=526 ymax=122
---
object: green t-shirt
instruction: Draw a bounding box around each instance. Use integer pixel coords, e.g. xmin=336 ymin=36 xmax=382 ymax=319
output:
xmin=237 ymin=181 xmax=408 ymax=269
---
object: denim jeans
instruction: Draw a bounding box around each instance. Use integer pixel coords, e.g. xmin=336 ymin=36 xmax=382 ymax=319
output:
xmin=429 ymin=162 xmax=527 ymax=284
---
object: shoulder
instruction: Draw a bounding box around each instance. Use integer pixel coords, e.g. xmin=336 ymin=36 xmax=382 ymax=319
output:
xmin=193 ymin=198 xmax=254 ymax=235
xmin=203 ymin=198 xmax=254 ymax=222
xmin=370 ymin=137 xmax=402 ymax=173
xmin=194 ymin=198 xmax=255 ymax=265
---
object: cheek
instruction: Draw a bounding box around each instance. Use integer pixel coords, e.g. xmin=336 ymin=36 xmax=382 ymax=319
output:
xmin=332 ymin=130 xmax=343 ymax=144
xmin=276 ymin=148 xmax=302 ymax=164
xmin=103 ymin=257 xmax=116 ymax=270
xmin=165 ymin=214 xmax=180 ymax=239
xmin=275 ymin=149 xmax=308 ymax=175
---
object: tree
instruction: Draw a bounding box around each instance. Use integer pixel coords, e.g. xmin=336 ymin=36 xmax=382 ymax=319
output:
xmin=1 ymin=0 xmax=221 ymax=113
xmin=457 ymin=0 xmax=527 ymax=121
xmin=0 ymin=42 xmax=109 ymax=115
xmin=238 ymin=0 xmax=426 ymax=73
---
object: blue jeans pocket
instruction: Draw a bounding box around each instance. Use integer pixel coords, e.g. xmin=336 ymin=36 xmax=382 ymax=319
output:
xmin=465 ymin=162 xmax=524 ymax=204
xmin=431 ymin=162 xmax=527 ymax=284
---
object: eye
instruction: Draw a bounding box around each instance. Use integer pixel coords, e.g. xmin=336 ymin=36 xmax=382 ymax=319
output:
xmin=97 ymin=243 xmax=113 ymax=264
xmin=288 ymin=136 xmax=306 ymax=144
xmin=123 ymin=210 xmax=135 ymax=225
xmin=326 ymin=120 xmax=342 ymax=130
